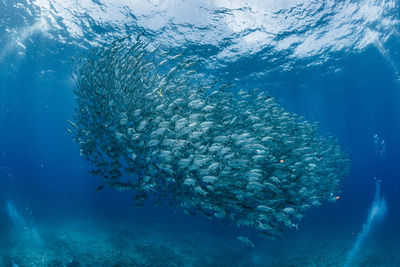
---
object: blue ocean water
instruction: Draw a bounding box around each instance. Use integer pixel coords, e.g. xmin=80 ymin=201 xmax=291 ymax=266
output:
xmin=0 ymin=0 xmax=399 ymax=266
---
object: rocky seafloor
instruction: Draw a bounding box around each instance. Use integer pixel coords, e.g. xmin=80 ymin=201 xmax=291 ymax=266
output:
xmin=0 ymin=211 xmax=397 ymax=267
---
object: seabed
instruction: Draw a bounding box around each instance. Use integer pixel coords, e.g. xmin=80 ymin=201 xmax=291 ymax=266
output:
xmin=0 ymin=215 xmax=398 ymax=267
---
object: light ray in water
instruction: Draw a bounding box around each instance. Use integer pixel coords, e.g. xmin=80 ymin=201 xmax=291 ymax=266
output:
xmin=6 ymin=201 xmax=26 ymax=227
xmin=343 ymin=180 xmax=387 ymax=267
xmin=5 ymin=201 xmax=43 ymax=245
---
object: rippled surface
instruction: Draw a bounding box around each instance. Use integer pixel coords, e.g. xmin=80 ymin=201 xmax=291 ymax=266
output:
xmin=2 ymin=1 xmax=399 ymax=69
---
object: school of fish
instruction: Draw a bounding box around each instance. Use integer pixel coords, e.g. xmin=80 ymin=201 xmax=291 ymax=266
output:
xmin=69 ymin=36 xmax=350 ymax=238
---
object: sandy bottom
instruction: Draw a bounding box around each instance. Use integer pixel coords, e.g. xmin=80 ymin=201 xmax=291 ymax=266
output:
xmin=0 ymin=216 xmax=398 ymax=267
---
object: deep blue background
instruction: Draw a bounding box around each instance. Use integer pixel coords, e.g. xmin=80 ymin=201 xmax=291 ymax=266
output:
xmin=0 ymin=3 xmax=399 ymax=256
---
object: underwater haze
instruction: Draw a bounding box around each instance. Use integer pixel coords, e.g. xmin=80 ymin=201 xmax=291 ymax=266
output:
xmin=0 ymin=0 xmax=399 ymax=266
